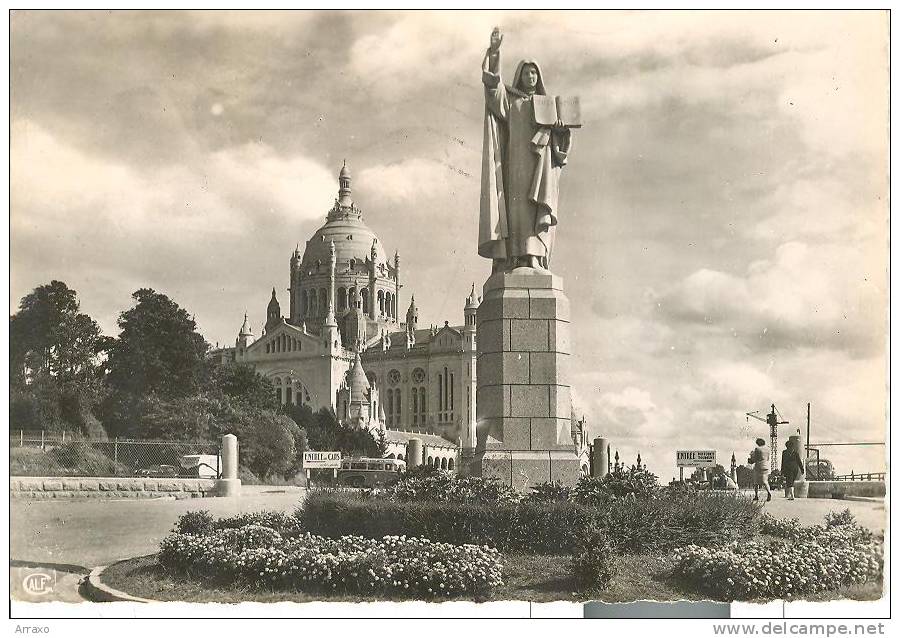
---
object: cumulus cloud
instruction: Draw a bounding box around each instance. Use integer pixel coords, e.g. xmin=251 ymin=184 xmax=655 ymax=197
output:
xmin=658 ymin=241 xmax=885 ymax=357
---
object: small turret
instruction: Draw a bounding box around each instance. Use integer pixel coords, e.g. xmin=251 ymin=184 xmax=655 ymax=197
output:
xmin=236 ymin=312 xmax=253 ymax=349
xmin=266 ymin=288 xmax=281 ymax=331
xmin=464 ymin=282 xmax=479 ymax=331
xmin=338 ymin=160 xmax=352 ymax=208
xmin=406 ymin=296 xmax=419 ymax=332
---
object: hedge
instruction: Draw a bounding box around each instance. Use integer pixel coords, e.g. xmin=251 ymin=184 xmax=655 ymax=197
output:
xmin=300 ymin=490 xmax=761 ymax=554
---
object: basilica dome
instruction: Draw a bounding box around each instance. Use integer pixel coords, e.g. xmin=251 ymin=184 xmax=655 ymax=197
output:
xmin=300 ymin=163 xmax=390 ymax=273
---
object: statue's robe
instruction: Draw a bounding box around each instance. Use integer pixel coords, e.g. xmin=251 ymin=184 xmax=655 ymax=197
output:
xmin=479 ymin=58 xmax=572 ymax=266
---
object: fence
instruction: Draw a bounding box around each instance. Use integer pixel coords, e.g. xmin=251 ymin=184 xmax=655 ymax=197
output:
xmin=10 ymin=430 xmax=220 ymax=479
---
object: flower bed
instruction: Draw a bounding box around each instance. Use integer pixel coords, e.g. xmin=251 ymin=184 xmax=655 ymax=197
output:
xmin=157 ymin=520 xmax=503 ymax=599
xmin=672 ymin=514 xmax=883 ymax=600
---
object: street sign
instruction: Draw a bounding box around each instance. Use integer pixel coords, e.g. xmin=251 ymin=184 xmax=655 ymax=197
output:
xmin=676 ymin=450 xmax=717 ymax=468
xmin=303 ymin=451 xmax=342 ymax=469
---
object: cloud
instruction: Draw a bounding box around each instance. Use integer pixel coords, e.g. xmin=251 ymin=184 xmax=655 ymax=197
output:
xmin=658 ymin=241 xmax=885 ymax=357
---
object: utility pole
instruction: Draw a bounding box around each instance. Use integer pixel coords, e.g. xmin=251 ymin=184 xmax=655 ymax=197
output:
xmin=806 ymin=402 xmax=811 ymax=462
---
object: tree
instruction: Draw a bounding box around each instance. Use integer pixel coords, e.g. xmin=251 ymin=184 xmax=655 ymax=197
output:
xmin=283 ymin=404 xmax=380 ymax=457
xmin=106 ymin=289 xmax=208 ymax=400
xmin=205 ymin=363 xmax=278 ymax=411
xmin=9 ymin=281 xmax=108 ymax=434
xmin=222 ymin=408 xmax=305 ymax=480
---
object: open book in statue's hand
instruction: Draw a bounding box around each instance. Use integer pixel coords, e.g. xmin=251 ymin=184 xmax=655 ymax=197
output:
xmin=533 ymin=95 xmax=582 ymax=128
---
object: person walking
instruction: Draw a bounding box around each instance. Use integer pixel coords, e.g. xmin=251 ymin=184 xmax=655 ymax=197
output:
xmin=748 ymin=438 xmax=771 ymax=502
xmin=781 ymin=440 xmax=805 ymax=500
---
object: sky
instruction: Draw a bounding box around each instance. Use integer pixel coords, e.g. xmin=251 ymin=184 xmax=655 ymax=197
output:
xmin=10 ymin=10 xmax=889 ymax=478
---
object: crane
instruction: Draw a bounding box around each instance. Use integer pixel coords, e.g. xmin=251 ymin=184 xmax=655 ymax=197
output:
xmin=746 ymin=403 xmax=789 ymax=471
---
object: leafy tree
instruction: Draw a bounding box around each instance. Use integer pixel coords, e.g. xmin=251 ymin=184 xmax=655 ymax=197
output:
xmin=283 ymin=404 xmax=379 ymax=457
xmin=9 ymin=281 xmax=108 ymax=434
xmin=106 ymin=289 xmax=208 ymax=400
xmin=205 ymin=363 xmax=277 ymax=410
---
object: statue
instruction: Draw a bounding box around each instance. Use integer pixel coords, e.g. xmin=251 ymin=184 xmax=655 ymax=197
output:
xmin=479 ymin=28 xmax=577 ymax=273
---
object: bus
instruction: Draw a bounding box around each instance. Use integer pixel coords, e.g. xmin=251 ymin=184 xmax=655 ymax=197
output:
xmin=338 ymin=457 xmax=406 ymax=488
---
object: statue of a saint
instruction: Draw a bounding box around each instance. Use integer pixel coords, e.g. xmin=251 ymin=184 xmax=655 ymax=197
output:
xmin=479 ymin=28 xmax=575 ymax=272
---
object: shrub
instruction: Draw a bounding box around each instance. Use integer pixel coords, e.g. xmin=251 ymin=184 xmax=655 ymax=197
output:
xmin=172 ymin=509 xmax=303 ymax=535
xmin=214 ymin=510 xmax=303 ymax=534
xmin=571 ymin=526 xmax=616 ymax=592
xmin=571 ymin=467 xmax=659 ymax=504
xmin=174 ymin=510 xmax=215 ymax=535
xmin=759 ymin=512 xmax=876 ymax=545
xmin=824 ymin=508 xmax=856 ymax=528
xmin=527 ymin=481 xmax=572 ymax=502
xmin=379 ymin=470 xmax=521 ymax=504
xmin=672 ymin=535 xmax=883 ymax=600
xmin=157 ymin=525 xmax=503 ymax=599
xmin=301 ymin=489 xmax=760 ymax=554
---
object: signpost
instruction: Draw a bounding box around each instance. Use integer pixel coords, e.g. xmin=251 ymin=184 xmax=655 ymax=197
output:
xmin=303 ymin=451 xmax=342 ymax=485
xmin=676 ymin=450 xmax=716 ymax=482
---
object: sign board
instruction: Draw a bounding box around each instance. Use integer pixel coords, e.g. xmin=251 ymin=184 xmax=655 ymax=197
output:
xmin=676 ymin=450 xmax=717 ymax=468
xmin=303 ymin=451 xmax=342 ymax=469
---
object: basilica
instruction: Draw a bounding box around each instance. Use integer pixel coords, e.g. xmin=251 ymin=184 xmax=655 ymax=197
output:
xmin=211 ymin=163 xmax=477 ymax=467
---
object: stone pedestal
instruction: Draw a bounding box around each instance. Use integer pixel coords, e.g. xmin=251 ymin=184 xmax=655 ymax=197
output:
xmin=471 ymin=268 xmax=581 ymax=489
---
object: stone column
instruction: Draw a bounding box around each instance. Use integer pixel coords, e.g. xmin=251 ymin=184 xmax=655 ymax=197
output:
xmin=407 ymin=438 xmax=423 ymax=469
xmin=472 ymin=270 xmax=581 ymax=489
xmin=216 ymin=433 xmax=241 ymax=497
xmin=592 ymin=437 xmax=609 ymax=478
xmin=789 ymin=433 xmax=808 ymax=498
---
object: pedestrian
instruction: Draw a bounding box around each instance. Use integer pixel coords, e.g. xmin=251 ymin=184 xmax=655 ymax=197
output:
xmin=748 ymin=438 xmax=771 ymax=502
xmin=781 ymin=440 xmax=805 ymax=500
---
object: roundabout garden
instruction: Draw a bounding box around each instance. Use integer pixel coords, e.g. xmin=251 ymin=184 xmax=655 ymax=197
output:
xmin=100 ymin=466 xmax=884 ymax=603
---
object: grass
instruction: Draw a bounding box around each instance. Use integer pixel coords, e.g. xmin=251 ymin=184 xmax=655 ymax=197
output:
xmin=100 ymin=551 xmax=883 ymax=604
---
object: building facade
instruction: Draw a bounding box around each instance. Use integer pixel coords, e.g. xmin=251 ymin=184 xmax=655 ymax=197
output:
xmin=213 ymin=163 xmax=479 ymax=464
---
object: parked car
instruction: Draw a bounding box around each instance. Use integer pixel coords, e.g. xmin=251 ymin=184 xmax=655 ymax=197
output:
xmin=134 ymin=464 xmax=180 ymax=478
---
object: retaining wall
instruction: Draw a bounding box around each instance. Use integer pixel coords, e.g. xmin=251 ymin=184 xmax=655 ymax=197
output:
xmin=10 ymin=476 xmax=217 ymax=499
xmin=806 ymin=480 xmax=886 ymax=499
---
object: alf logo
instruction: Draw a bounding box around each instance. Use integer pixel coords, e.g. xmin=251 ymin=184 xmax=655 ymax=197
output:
xmin=12 ymin=568 xmax=56 ymax=599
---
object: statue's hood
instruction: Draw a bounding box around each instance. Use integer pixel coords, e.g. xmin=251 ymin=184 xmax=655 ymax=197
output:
xmin=510 ymin=58 xmax=547 ymax=97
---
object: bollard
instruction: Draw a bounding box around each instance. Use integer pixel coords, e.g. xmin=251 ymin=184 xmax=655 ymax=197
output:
xmin=788 ymin=434 xmax=808 ymax=498
xmin=216 ymin=433 xmax=242 ymax=497
xmin=592 ymin=437 xmax=609 ymax=478
xmin=407 ymin=438 xmax=423 ymax=469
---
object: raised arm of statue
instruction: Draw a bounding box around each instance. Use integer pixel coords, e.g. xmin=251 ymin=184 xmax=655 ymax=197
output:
xmin=482 ymin=28 xmax=508 ymax=121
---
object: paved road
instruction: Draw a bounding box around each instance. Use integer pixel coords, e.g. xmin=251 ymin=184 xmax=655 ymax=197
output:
xmin=9 ymin=487 xmax=885 ymax=605
xmin=11 ymin=486 xmax=305 ymax=568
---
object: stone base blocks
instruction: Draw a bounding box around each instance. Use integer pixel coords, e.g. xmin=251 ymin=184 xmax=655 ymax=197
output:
xmin=472 ymin=269 xmax=581 ymax=488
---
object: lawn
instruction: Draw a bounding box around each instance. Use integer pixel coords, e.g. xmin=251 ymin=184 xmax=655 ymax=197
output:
xmin=100 ymin=550 xmax=883 ymax=604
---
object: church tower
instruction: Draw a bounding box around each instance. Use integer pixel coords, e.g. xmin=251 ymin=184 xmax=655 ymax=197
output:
xmin=265 ymin=288 xmax=281 ymax=332
xmin=338 ymin=160 xmax=352 ymax=207
xmin=463 ymin=283 xmax=479 ymax=351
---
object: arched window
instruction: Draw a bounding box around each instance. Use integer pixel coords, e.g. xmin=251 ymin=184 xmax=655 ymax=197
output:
xmin=301 ymin=290 xmax=308 ymax=317
xmin=418 ymin=387 xmax=426 ymax=424
xmin=397 ymin=454 xmax=404 ymax=461
xmin=348 ymin=287 xmax=356 ymax=307
xmin=310 ymin=291 xmax=318 ymax=317
xmin=448 ymin=458 xmax=455 ymax=471
xmin=440 ymin=458 xmax=448 ymax=470
xmin=337 ymin=287 xmax=347 ymax=311
xmin=378 ymin=290 xmax=385 ymax=315
xmin=362 ymin=288 xmax=369 ymax=314
xmin=412 ymin=387 xmax=419 ymax=425
xmin=427 ymin=456 xmax=433 ymax=467
xmin=319 ymin=288 xmax=327 ymax=314
xmin=385 ymin=390 xmax=393 ymax=427
xmin=286 ymin=386 xmax=293 ymax=405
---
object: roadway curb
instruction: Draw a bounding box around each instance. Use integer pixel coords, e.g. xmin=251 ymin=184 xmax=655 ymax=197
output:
xmin=84 ymin=561 xmax=157 ymax=603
